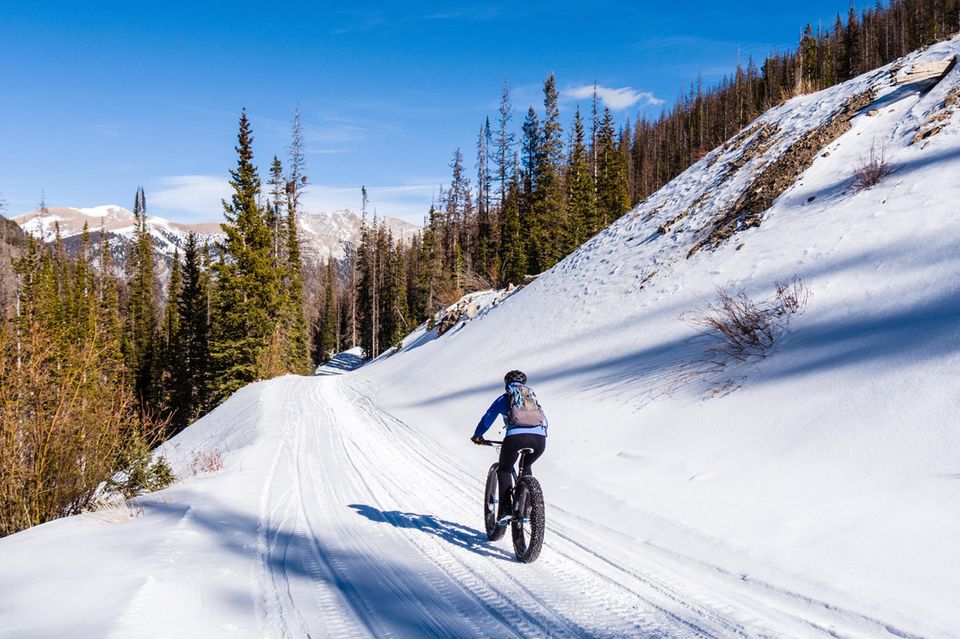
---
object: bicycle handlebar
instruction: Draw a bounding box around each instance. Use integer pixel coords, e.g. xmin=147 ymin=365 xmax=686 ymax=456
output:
xmin=480 ymin=439 xmax=503 ymax=446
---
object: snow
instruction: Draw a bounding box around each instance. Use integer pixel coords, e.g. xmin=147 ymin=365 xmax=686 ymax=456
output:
xmin=3 ymin=38 xmax=960 ymax=638
xmin=78 ymin=204 xmax=126 ymax=218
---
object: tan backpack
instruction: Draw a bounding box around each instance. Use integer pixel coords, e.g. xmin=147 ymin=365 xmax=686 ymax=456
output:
xmin=506 ymin=385 xmax=546 ymax=427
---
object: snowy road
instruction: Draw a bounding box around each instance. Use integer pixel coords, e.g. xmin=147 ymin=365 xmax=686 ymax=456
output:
xmin=207 ymin=375 xmax=912 ymax=639
xmin=1 ymin=373 xmax=933 ymax=638
xmin=252 ymin=375 xmax=710 ymax=638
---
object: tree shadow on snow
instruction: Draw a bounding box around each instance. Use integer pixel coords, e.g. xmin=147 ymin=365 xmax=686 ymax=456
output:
xmin=348 ymin=504 xmax=515 ymax=562
xmin=315 ymin=351 xmax=365 ymax=375
xmin=134 ymin=498 xmax=538 ymax=636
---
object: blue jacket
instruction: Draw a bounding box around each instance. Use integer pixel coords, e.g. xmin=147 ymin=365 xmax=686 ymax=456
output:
xmin=473 ymin=382 xmax=548 ymax=439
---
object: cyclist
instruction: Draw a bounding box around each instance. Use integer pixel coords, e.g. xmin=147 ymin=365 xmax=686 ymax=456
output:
xmin=471 ymin=370 xmax=547 ymax=521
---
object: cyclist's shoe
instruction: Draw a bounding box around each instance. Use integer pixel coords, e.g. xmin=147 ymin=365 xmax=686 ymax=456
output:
xmin=496 ymin=495 xmax=512 ymax=523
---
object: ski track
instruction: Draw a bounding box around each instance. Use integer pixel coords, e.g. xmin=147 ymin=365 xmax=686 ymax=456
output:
xmin=243 ymin=374 xmax=925 ymax=639
xmin=246 ymin=375 xmax=714 ymax=638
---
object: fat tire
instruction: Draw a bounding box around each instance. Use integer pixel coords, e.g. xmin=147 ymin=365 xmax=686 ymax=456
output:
xmin=511 ymin=475 xmax=545 ymax=563
xmin=484 ymin=463 xmax=506 ymax=541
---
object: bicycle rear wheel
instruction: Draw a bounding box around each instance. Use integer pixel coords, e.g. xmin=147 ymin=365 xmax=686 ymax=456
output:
xmin=484 ymin=463 xmax=506 ymax=541
xmin=511 ymin=475 xmax=545 ymax=563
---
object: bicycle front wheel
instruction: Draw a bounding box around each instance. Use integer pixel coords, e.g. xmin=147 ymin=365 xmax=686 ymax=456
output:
xmin=484 ymin=462 xmax=506 ymax=541
xmin=511 ymin=475 xmax=545 ymax=563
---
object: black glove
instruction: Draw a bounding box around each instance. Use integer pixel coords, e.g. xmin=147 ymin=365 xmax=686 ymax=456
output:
xmin=471 ymin=435 xmax=484 ymax=445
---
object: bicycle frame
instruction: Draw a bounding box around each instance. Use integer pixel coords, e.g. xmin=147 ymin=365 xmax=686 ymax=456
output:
xmin=482 ymin=439 xmax=533 ymax=480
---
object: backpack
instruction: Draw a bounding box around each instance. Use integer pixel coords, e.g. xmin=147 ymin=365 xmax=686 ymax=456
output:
xmin=506 ymin=385 xmax=546 ymax=427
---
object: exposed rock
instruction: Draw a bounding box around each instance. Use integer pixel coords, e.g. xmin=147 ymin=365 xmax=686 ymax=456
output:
xmin=912 ymin=83 xmax=960 ymax=145
xmin=687 ymin=89 xmax=877 ymax=257
xmin=894 ymin=56 xmax=956 ymax=86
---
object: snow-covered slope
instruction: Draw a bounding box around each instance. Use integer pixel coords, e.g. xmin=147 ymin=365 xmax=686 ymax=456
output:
xmin=3 ymin=38 xmax=960 ymax=638
xmin=359 ymin=37 xmax=960 ymax=636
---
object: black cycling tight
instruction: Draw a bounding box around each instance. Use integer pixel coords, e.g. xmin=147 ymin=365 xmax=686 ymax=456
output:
xmin=497 ymin=434 xmax=546 ymax=504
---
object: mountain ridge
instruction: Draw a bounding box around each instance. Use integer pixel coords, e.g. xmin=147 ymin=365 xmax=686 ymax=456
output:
xmin=12 ymin=205 xmax=418 ymax=266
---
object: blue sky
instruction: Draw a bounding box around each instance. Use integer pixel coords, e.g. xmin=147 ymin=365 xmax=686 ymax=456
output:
xmin=1 ymin=1 xmax=856 ymax=224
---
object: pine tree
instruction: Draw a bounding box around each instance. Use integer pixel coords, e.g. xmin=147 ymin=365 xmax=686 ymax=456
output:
xmin=283 ymin=113 xmax=311 ymax=373
xmin=388 ymin=237 xmax=410 ymax=347
xmin=800 ymin=24 xmax=818 ymax=89
xmin=446 ymin=149 xmax=471 ymax=293
xmin=71 ymin=223 xmax=95 ymax=342
xmin=96 ymin=222 xmax=123 ymax=368
xmin=595 ymin=108 xmax=630 ymax=227
xmin=356 ymin=189 xmax=375 ymax=358
xmin=317 ymin=256 xmax=337 ymax=362
xmin=475 ymin=118 xmax=495 ymax=279
xmin=567 ymin=106 xmax=597 ymax=246
xmin=179 ymin=233 xmax=210 ymax=418
xmin=536 ymin=74 xmax=566 ymax=267
xmin=417 ymin=206 xmax=446 ymax=315
xmin=210 ymin=110 xmax=282 ymax=402
xmin=126 ymin=187 xmax=159 ymax=411
xmin=520 ymin=107 xmax=541 ymax=274
xmin=500 ymin=164 xmax=527 ymax=285
xmin=267 ymin=156 xmax=286 ymax=263
xmin=159 ymin=249 xmax=186 ymax=434
xmin=493 ymin=81 xmax=515 ymax=211
xmin=846 ymin=6 xmax=862 ymax=78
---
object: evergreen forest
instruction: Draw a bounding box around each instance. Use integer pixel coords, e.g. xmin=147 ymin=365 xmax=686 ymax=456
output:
xmin=1 ymin=0 xmax=957 ymax=536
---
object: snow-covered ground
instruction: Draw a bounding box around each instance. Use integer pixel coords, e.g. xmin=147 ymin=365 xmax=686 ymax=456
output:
xmin=3 ymin=37 xmax=960 ymax=638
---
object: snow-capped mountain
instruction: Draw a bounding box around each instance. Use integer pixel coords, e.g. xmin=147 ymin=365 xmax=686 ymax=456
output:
xmin=3 ymin=36 xmax=960 ymax=639
xmin=12 ymin=205 xmax=418 ymax=267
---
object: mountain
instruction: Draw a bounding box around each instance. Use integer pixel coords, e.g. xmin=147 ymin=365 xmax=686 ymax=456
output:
xmin=0 ymin=213 xmax=29 ymax=316
xmin=297 ymin=209 xmax=418 ymax=261
xmin=3 ymin=37 xmax=960 ymax=638
xmin=12 ymin=205 xmax=418 ymax=271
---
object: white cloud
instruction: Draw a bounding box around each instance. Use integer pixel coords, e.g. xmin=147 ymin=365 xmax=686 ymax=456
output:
xmin=563 ymin=84 xmax=664 ymax=110
xmin=148 ymin=174 xmax=438 ymax=225
xmin=149 ymin=175 xmax=232 ymax=220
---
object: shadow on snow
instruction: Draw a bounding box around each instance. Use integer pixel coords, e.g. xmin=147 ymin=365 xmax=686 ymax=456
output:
xmin=348 ymin=504 xmax=515 ymax=562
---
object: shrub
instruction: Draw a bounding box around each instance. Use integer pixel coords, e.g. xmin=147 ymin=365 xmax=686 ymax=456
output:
xmin=0 ymin=322 xmax=158 ymax=536
xmin=852 ymin=143 xmax=890 ymax=191
xmin=693 ymin=278 xmax=808 ymax=363
xmin=190 ymin=448 xmax=223 ymax=475
xmin=105 ymin=433 xmax=175 ymax=499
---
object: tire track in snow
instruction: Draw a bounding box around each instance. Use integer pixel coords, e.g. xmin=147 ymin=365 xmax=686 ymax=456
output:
xmin=341 ymin=378 xmax=917 ymax=638
xmin=306 ymin=378 xmax=520 ymax=638
xmin=335 ymin=378 xmax=710 ymax=639
xmin=255 ymin=382 xmax=369 ymax=638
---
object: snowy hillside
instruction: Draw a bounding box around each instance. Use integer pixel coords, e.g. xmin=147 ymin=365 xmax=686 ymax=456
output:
xmin=12 ymin=206 xmax=418 ymax=266
xmin=3 ymin=37 xmax=960 ymax=638
xmin=361 ymin=37 xmax=960 ymax=636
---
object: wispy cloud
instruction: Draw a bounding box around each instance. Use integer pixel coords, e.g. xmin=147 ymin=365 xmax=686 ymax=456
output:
xmin=150 ymin=175 xmax=231 ymax=220
xmin=250 ymin=109 xmax=399 ymax=156
xmin=563 ymin=84 xmax=664 ymax=111
xmin=148 ymin=175 xmax=439 ymax=225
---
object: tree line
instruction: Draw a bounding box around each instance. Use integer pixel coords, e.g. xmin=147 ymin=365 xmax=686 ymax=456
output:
xmin=314 ymin=0 xmax=960 ymax=361
xmin=3 ymin=0 xmax=956 ymax=534
xmin=0 ymin=110 xmax=311 ymax=536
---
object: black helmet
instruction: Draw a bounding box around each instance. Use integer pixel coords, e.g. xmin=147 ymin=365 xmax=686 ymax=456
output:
xmin=504 ymin=370 xmax=527 ymax=385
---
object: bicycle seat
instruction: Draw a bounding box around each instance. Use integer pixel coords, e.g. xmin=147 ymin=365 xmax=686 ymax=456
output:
xmin=518 ymin=447 xmax=534 ymax=454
